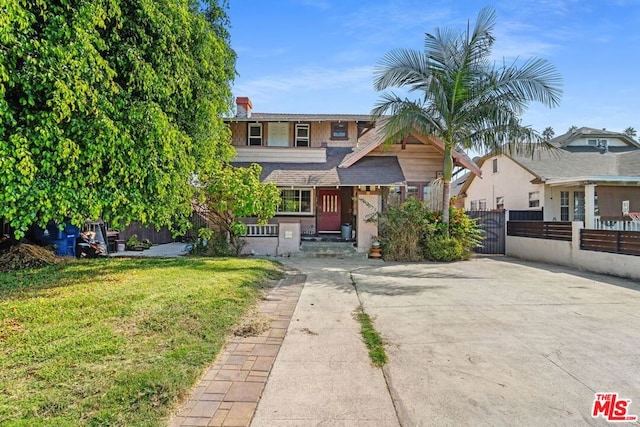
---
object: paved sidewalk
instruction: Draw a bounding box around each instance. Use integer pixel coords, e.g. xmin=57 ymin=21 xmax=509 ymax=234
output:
xmin=251 ymin=258 xmax=398 ymax=426
xmin=169 ymin=271 xmax=306 ymax=427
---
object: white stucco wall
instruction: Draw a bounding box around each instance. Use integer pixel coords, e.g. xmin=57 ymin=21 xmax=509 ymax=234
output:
xmin=506 ymin=222 xmax=640 ymax=280
xmin=543 ymin=185 xmax=594 ymax=222
xmin=277 ymin=221 xmax=301 ymax=256
xmin=465 ymin=155 xmax=543 ymax=211
xmin=356 ymin=193 xmax=380 ymax=252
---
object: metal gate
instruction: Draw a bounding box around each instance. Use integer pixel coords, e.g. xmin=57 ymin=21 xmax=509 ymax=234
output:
xmin=467 ymin=210 xmax=505 ymax=254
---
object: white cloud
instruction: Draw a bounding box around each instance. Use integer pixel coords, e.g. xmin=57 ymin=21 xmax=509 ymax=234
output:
xmin=232 ymin=65 xmax=376 ymax=111
xmin=295 ymin=0 xmax=331 ymax=9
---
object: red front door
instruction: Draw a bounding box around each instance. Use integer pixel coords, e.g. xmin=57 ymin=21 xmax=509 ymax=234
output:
xmin=318 ymin=189 xmax=341 ymax=232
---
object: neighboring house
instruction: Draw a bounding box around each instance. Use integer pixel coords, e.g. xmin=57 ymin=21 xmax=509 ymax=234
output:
xmin=460 ymin=127 xmax=640 ymax=229
xmin=226 ymin=97 xmax=481 ymax=253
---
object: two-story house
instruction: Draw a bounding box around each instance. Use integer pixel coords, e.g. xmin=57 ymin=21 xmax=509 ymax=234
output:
xmin=460 ymin=127 xmax=640 ymax=230
xmin=227 ymin=97 xmax=481 ymax=254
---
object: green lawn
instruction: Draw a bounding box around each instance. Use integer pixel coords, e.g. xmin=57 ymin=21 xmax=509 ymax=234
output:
xmin=0 ymin=256 xmax=282 ymax=426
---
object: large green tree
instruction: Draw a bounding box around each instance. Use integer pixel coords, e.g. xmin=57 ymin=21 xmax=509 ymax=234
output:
xmin=372 ymin=7 xmax=562 ymax=229
xmin=0 ymin=0 xmax=236 ymax=238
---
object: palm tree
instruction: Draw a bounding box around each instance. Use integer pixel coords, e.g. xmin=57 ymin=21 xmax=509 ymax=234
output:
xmin=371 ymin=7 xmax=562 ymax=230
xmin=624 ymin=126 xmax=637 ymax=139
xmin=542 ymin=127 xmax=555 ymax=141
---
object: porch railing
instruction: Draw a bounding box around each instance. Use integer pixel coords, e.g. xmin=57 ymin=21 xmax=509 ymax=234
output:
xmin=244 ymin=224 xmax=279 ymax=237
xmin=594 ymin=217 xmax=640 ymax=232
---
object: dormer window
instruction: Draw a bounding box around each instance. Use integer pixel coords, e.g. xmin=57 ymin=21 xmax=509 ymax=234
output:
xmin=295 ymin=124 xmax=310 ymax=147
xmin=331 ymin=122 xmax=348 ymax=140
xmin=248 ymin=123 xmax=262 ymax=146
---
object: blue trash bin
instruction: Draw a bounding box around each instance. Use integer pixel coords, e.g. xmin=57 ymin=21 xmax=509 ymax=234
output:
xmin=51 ymin=238 xmax=67 ymax=256
xmin=66 ymin=235 xmax=76 ymax=257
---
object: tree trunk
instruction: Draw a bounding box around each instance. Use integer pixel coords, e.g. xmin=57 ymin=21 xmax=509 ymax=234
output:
xmin=441 ymin=145 xmax=453 ymax=236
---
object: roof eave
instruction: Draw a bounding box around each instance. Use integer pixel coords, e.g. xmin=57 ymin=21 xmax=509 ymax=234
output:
xmin=545 ymin=176 xmax=640 ymax=186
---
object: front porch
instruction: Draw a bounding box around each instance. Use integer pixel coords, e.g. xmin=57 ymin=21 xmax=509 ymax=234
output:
xmin=544 ymin=182 xmax=640 ymax=231
xmin=241 ymin=185 xmax=382 ymax=257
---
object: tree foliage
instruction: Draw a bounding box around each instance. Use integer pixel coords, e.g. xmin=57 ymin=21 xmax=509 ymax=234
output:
xmin=371 ymin=6 xmax=562 ymax=231
xmin=542 ymin=126 xmax=555 ymax=141
xmin=0 ymin=0 xmax=236 ymax=238
xmin=624 ymin=126 xmax=637 ymax=139
xmin=203 ymin=164 xmax=280 ymax=256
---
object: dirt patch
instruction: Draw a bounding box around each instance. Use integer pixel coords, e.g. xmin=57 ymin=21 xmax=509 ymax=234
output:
xmin=233 ymin=309 xmax=270 ymax=337
xmin=0 ymin=244 xmax=62 ymax=272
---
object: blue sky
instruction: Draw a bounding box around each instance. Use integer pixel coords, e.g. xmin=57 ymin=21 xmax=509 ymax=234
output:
xmin=227 ymin=0 xmax=640 ymax=136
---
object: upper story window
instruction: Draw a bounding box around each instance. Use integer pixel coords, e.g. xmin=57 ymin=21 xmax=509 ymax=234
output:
xmin=478 ymin=199 xmax=487 ymax=210
xmin=295 ymin=124 xmax=310 ymax=147
xmin=248 ymin=123 xmax=262 ymax=146
xmin=267 ymin=122 xmax=289 ymax=147
xmin=496 ymin=196 xmax=504 ymax=210
xmin=492 ymin=158 xmax=498 ymax=173
xmin=331 ymin=122 xmax=348 ymax=140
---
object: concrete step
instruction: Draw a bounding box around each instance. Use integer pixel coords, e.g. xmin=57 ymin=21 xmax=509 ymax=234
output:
xmin=294 ymin=241 xmax=368 ymax=259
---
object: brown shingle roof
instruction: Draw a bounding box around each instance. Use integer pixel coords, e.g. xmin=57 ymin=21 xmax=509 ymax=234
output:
xmin=226 ymin=113 xmax=374 ymax=122
xmin=233 ymin=148 xmax=405 ymax=187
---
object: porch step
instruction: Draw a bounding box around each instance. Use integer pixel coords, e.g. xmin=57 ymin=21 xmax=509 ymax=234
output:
xmin=294 ymin=241 xmax=368 ymax=259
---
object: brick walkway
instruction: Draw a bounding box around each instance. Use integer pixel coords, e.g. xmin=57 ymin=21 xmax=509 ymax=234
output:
xmin=169 ymin=271 xmax=306 ymax=427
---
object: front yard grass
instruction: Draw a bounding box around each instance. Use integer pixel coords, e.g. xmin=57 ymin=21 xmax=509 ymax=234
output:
xmin=0 ymin=256 xmax=282 ymax=426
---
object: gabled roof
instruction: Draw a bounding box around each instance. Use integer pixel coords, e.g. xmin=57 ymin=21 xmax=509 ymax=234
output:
xmin=226 ymin=113 xmax=374 ymax=122
xmin=338 ymin=121 xmax=482 ymax=177
xmin=549 ymin=127 xmax=640 ymax=148
xmin=459 ymin=147 xmax=640 ymax=195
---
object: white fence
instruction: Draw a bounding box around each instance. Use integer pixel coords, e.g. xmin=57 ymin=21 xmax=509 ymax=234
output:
xmin=593 ymin=217 xmax=640 ymax=232
xmin=244 ymin=224 xmax=279 ymax=237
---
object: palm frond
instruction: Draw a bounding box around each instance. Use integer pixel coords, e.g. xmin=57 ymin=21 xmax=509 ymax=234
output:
xmin=373 ymin=49 xmax=431 ymax=91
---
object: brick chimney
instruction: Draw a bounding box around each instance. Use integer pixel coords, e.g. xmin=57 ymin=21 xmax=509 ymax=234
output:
xmin=236 ymin=97 xmax=252 ymax=118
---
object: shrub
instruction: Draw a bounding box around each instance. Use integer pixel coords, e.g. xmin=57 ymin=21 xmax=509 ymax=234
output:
xmin=377 ymin=199 xmax=436 ymax=261
xmin=425 ymin=235 xmax=467 ymax=261
xmin=188 ymin=228 xmax=234 ymax=257
xmin=374 ymin=200 xmax=482 ymax=262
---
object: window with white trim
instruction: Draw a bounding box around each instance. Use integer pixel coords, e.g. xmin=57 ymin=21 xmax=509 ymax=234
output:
xmin=560 ymin=191 xmax=569 ymax=221
xmin=529 ymin=191 xmax=540 ymax=208
xmin=479 ymin=199 xmax=487 ymax=210
xmin=248 ymin=123 xmax=262 ymax=146
xmin=492 ymin=158 xmax=498 ymax=173
xmin=470 ymin=200 xmax=478 ymax=211
xmin=295 ymin=124 xmax=310 ymax=147
xmin=277 ymin=189 xmax=312 ymax=214
xmin=496 ymin=196 xmax=504 ymax=210
xmin=574 ymin=191 xmax=585 ymax=221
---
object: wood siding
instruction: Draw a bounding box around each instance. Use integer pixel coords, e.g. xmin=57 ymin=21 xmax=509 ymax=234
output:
xmin=233 ymin=147 xmax=327 ymax=163
xmin=228 ymin=121 xmax=359 ymax=148
xmin=368 ymin=144 xmax=443 ymax=182
xmin=597 ymin=186 xmax=640 ymax=219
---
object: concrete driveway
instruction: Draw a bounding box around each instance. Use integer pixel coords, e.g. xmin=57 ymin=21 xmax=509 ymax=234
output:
xmin=353 ymin=256 xmax=640 ymax=426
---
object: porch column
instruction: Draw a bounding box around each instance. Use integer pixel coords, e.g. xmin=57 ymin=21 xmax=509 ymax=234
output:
xmin=585 ymin=184 xmax=596 ymax=229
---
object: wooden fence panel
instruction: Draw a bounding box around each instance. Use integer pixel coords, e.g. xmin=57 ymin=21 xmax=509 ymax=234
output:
xmin=581 ymin=229 xmax=640 ymax=256
xmin=507 ymin=221 xmax=572 ymax=241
